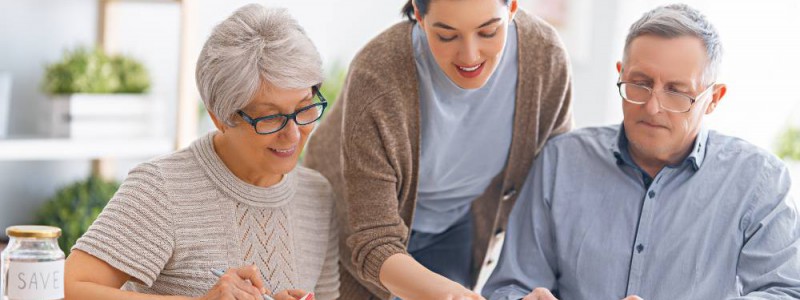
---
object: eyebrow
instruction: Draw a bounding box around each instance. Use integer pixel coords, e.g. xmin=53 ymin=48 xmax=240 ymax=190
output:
xmin=300 ymin=91 xmax=314 ymax=101
xmin=432 ymin=17 xmax=502 ymax=30
xmin=627 ymin=71 xmax=652 ymax=81
xmin=477 ymin=17 xmax=502 ymax=29
xmin=253 ymin=91 xmax=314 ymax=109
xmin=627 ymin=71 xmax=692 ymax=90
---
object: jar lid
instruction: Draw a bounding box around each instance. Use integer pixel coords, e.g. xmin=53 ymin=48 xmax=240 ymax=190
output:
xmin=6 ymin=225 xmax=62 ymax=238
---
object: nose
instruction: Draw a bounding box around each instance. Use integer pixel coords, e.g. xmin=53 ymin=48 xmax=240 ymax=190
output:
xmin=458 ymin=36 xmax=481 ymax=65
xmin=643 ymin=92 xmax=662 ymax=115
xmin=277 ymin=119 xmax=301 ymax=143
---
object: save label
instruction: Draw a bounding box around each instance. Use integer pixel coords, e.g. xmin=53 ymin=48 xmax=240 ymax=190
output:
xmin=6 ymin=260 xmax=64 ymax=299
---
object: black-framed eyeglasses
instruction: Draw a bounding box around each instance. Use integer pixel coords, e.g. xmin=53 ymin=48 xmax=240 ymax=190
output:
xmin=237 ymin=85 xmax=328 ymax=135
xmin=616 ymin=81 xmax=715 ymax=113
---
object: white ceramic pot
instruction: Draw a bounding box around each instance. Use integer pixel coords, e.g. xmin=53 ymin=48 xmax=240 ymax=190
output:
xmin=48 ymin=94 xmax=159 ymax=139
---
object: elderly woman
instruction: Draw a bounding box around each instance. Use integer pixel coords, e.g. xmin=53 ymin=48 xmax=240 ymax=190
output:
xmin=63 ymin=4 xmax=338 ymax=300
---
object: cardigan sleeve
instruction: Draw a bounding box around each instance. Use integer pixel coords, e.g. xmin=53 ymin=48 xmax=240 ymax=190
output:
xmin=543 ymin=34 xmax=574 ymax=138
xmin=339 ymin=68 xmax=411 ymax=289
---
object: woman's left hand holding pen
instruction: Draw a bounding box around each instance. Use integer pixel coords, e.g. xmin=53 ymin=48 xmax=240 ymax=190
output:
xmin=199 ymin=265 xmax=271 ymax=300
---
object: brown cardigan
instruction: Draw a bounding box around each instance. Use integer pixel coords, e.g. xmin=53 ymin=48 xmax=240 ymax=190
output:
xmin=304 ymin=10 xmax=572 ymax=300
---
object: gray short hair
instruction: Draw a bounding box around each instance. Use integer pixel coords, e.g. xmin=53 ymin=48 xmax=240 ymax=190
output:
xmin=196 ymin=4 xmax=323 ymax=127
xmin=624 ymin=3 xmax=722 ymax=85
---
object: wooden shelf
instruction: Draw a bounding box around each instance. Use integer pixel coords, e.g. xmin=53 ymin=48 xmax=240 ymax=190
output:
xmin=99 ymin=0 xmax=198 ymax=149
xmin=0 ymin=137 xmax=171 ymax=161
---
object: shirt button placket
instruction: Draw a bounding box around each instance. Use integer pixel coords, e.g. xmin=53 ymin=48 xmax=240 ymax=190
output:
xmin=627 ymin=187 xmax=656 ymax=295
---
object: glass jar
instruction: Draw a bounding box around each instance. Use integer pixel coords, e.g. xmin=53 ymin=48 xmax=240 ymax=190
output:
xmin=1 ymin=226 xmax=65 ymax=300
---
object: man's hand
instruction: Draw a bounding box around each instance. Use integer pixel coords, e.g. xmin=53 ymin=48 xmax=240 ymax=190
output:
xmin=621 ymin=296 xmax=643 ymax=300
xmin=522 ymin=288 xmax=558 ymax=300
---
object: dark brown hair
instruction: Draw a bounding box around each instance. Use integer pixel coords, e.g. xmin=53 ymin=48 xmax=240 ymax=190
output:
xmin=402 ymin=0 xmax=512 ymax=23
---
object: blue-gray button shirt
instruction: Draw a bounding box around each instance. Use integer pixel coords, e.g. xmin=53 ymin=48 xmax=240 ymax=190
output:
xmin=484 ymin=125 xmax=800 ymax=300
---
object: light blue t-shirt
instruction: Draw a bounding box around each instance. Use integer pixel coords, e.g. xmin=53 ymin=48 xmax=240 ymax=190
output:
xmin=411 ymin=22 xmax=518 ymax=233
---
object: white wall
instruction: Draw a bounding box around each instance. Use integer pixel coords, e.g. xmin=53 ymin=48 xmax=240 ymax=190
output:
xmin=1 ymin=0 xmax=798 ymax=238
xmin=581 ymin=0 xmax=800 ymax=150
xmin=0 ymin=0 xmax=407 ymax=239
xmin=0 ymin=0 xmax=103 ymax=237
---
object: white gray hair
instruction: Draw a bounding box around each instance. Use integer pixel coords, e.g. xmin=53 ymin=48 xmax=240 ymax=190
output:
xmin=624 ymin=3 xmax=722 ymax=85
xmin=196 ymin=4 xmax=323 ymax=127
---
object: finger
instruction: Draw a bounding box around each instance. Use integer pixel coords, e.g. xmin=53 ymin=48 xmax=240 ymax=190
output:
xmin=220 ymin=272 xmax=262 ymax=299
xmin=466 ymin=292 xmax=485 ymax=300
xmin=274 ymin=290 xmax=299 ymax=300
xmin=286 ymin=289 xmax=307 ymax=298
xmin=216 ymin=280 xmax=242 ymax=300
xmin=622 ymin=296 xmax=643 ymax=300
xmin=230 ymin=285 xmax=260 ymax=300
xmin=234 ymin=265 xmax=267 ymax=294
xmin=531 ymin=287 xmax=558 ymax=300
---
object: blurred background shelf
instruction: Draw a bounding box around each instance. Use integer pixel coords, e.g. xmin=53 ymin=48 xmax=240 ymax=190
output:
xmin=0 ymin=137 xmax=171 ymax=161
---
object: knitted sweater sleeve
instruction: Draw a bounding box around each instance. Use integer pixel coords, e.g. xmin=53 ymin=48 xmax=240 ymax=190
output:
xmin=72 ymin=162 xmax=175 ymax=287
xmin=313 ymin=204 xmax=340 ymax=300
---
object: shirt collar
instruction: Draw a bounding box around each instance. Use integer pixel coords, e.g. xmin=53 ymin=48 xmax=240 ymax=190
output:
xmin=611 ymin=123 xmax=709 ymax=172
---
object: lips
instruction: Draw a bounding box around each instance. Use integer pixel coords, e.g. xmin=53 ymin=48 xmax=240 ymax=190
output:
xmin=455 ymin=62 xmax=485 ymax=78
xmin=639 ymin=120 xmax=668 ymax=130
xmin=268 ymin=146 xmax=296 ymax=158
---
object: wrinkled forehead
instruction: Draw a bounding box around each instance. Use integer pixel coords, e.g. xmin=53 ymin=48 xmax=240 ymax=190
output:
xmin=623 ymin=35 xmax=708 ymax=85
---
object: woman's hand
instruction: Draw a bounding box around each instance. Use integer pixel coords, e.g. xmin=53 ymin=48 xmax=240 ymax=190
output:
xmin=420 ymin=281 xmax=486 ymax=300
xmin=197 ymin=266 xmax=270 ymax=300
xmin=422 ymin=280 xmax=483 ymax=300
xmin=273 ymin=289 xmax=313 ymax=300
xmin=380 ymin=254 xmax=486 ymax=300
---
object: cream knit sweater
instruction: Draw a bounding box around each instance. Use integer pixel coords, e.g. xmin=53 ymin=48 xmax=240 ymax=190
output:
xmin=74 ymin=132 xmax=339 ymax=299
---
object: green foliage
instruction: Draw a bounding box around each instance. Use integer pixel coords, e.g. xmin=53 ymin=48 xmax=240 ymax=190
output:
xmin=43 ymin=46 xmax=150 ymax=94
xmin=112 ymin=55 xmax=151 ymax=93
xmin=776 ymin=126 xmax=800 ymax=161
xmin=35 ymin=175 xmax=120 ymax=254
xmin=298 ymin=63 xmax=348 ymax=163
xmin=319 ymin=62 xmax=348 ymax=119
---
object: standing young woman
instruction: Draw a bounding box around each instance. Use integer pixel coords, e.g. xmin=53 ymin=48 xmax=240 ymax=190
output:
xmin=305 ymin=0 xmax=572 ymax=299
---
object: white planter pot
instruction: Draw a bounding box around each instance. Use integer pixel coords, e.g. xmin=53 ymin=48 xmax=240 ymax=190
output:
xmin=48 ymin=94 xmax=160 ymax=139
xmin=0 ymin=72 xmax=11 ymax=138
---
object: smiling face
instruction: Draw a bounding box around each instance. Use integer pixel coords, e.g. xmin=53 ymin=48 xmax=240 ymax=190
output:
xmin=619 ymin=35 xmax=725 ymax=166
xmin=416 ymin=0 xmax=518 ymax=89
xmin=210 ymin=82 xmax=317 ymax=186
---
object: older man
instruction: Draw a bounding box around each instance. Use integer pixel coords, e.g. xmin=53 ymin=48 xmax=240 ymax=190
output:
xmin=482 ymin=3 xmax=800 ymax=300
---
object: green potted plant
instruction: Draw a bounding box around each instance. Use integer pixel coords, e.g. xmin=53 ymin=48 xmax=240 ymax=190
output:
xmin=35 ymin=175 xmax=120 ymax=254
xmin=43 ymin=46 xmax=156 ymax=139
